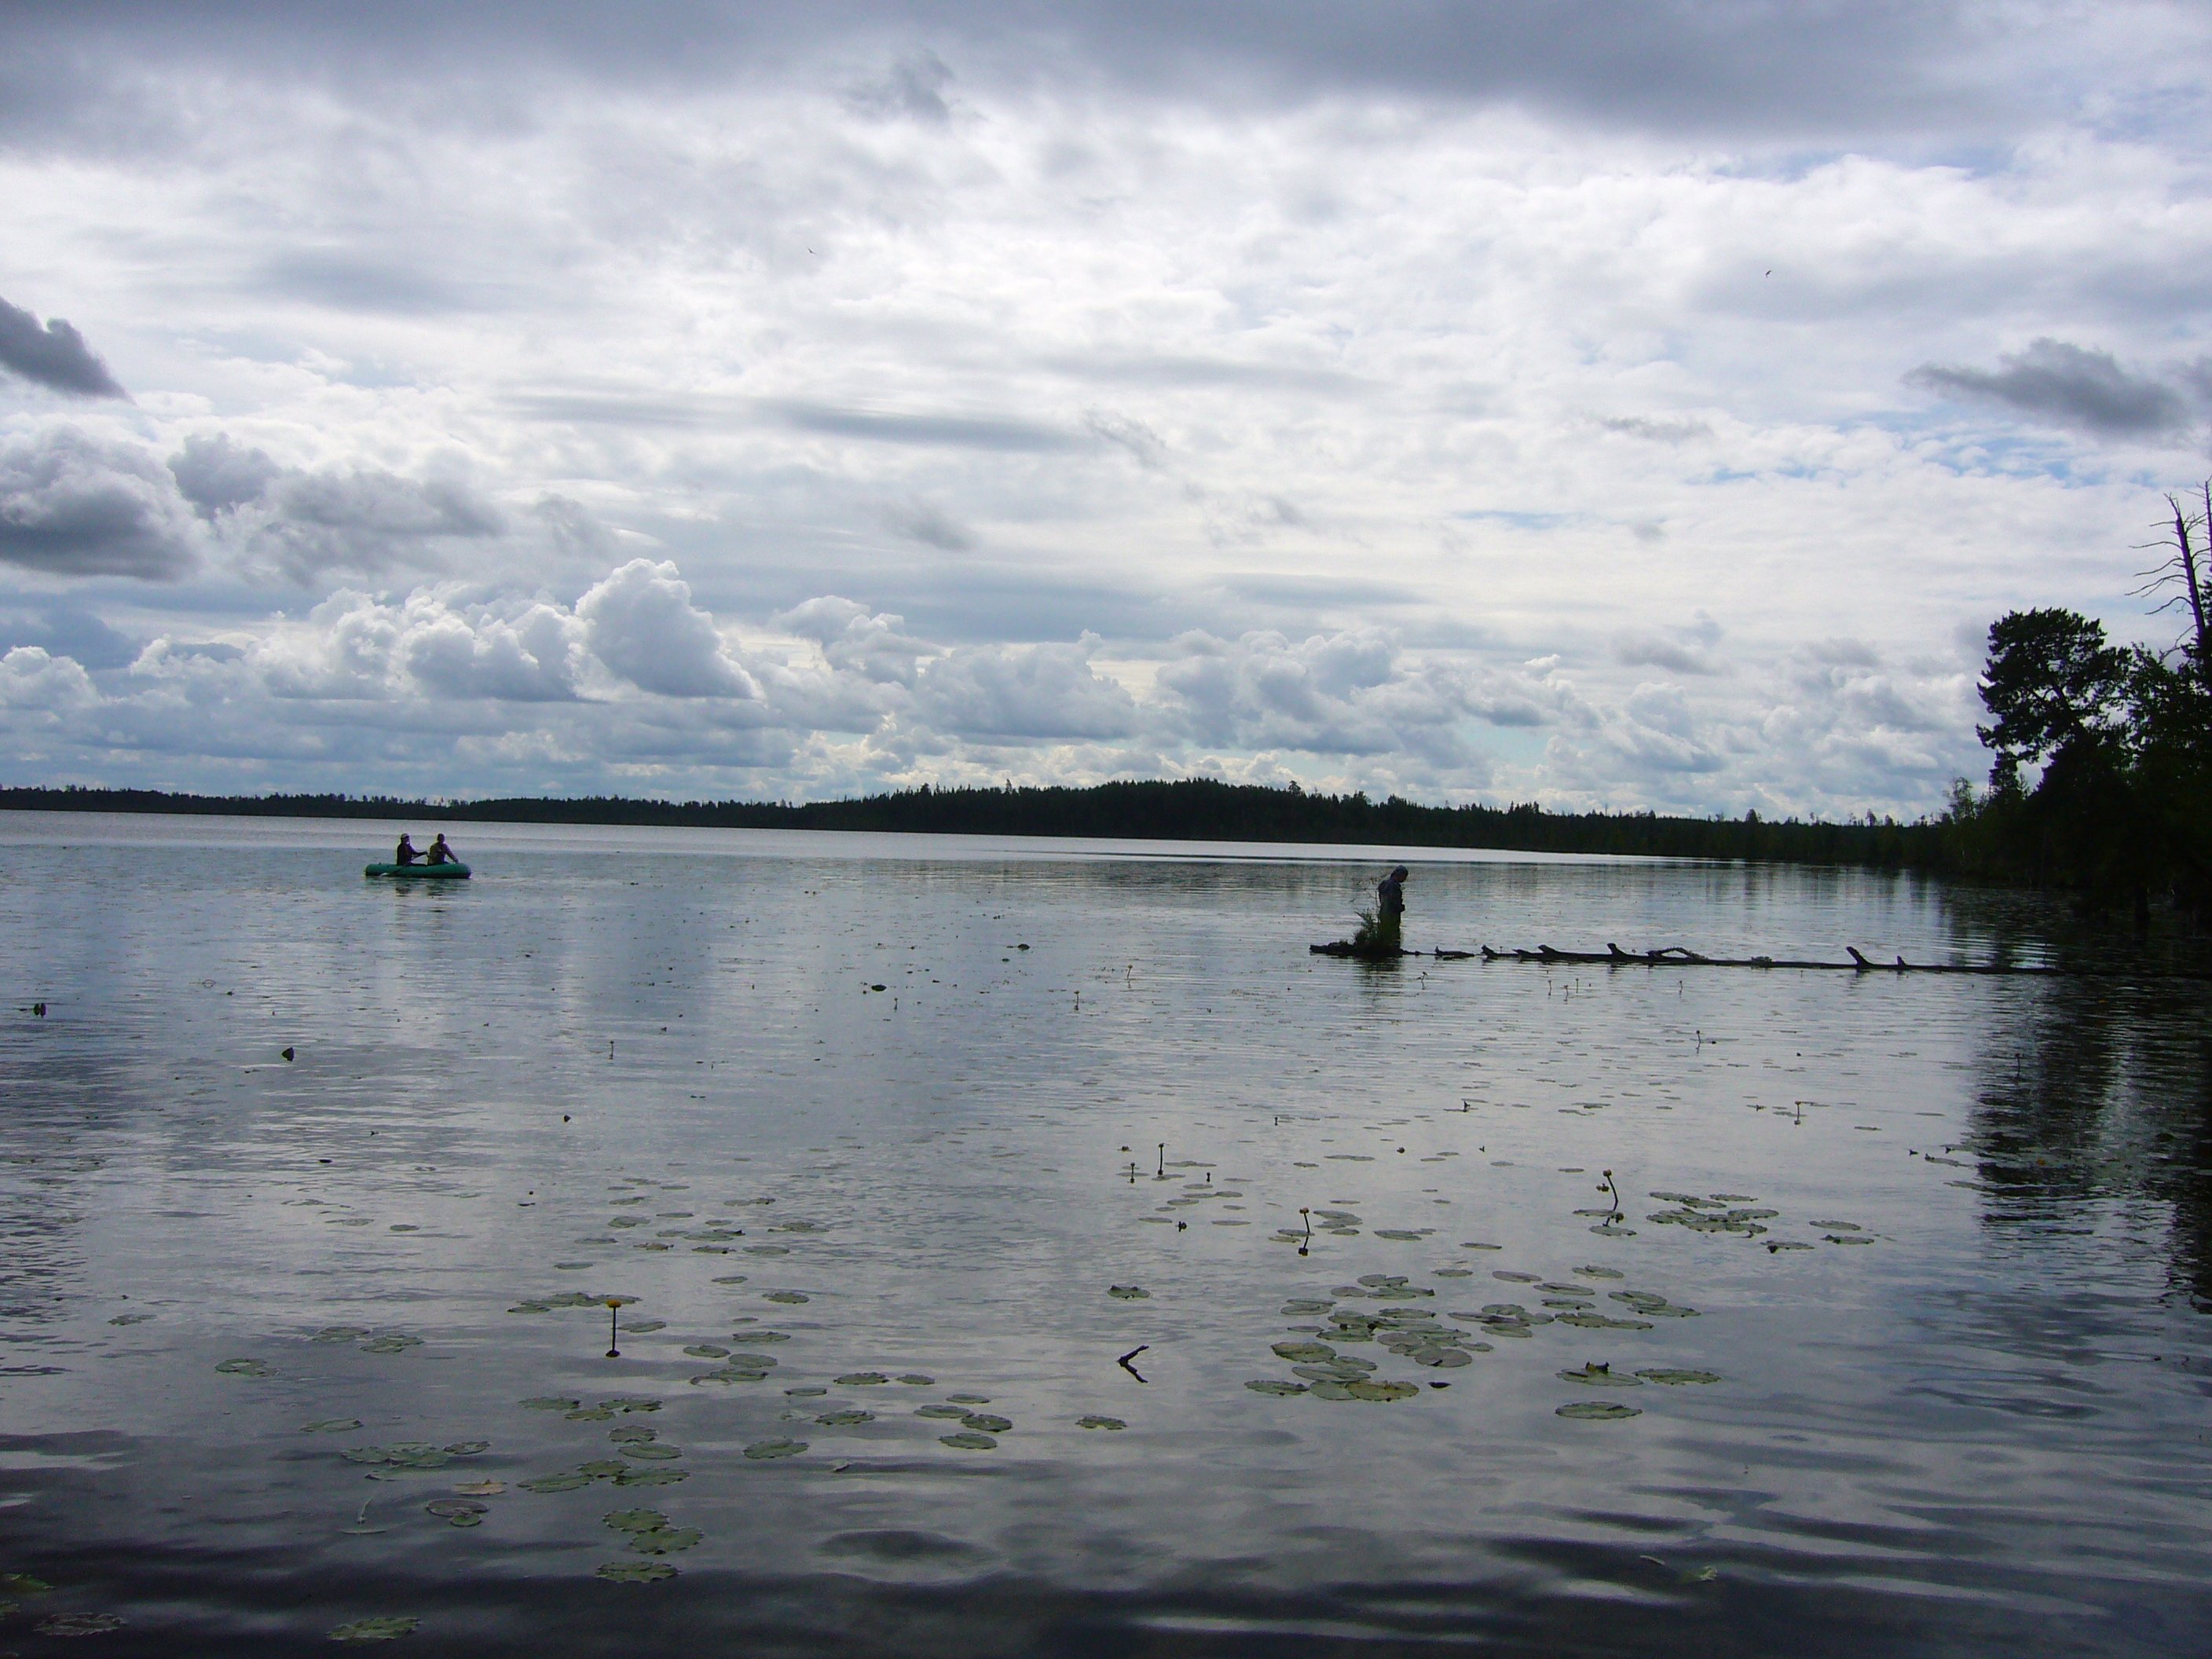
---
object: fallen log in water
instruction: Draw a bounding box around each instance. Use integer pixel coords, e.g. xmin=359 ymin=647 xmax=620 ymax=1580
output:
xmin=1310 ymin=939 xmax=2212 ymax=978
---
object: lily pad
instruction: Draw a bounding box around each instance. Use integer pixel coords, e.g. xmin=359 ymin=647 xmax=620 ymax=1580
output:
xmin=215 ymin=1357 xmax=272 ymax=1378
xmin=763 ymin=1291 xmax=809 ymax=1305
xmin=627 ymin=1526 xmax=702 ymax=1556
xmin=833 ymin=1372 xmax=887 ymax=1386
xmin=302 ymin=1419 xmax=364 ymax=1434
xmin=518 ymin=1472 xmax=593 ymax=1493
xmin=594 ymin=1561 xmax=676 ymax=1584
xmin=939 ymin=1431 xmax=997 ymax=1449
xmin=945 ymin=1393 xmax=991 ymax=1404
xmin=613 ymin=1467 xmax=688 ymax=1487
xmin=35 ymin=1612 xmax=124 ymax=1636
xmin=784 ymin=1386 xmax=828 ymax=1397
xmin=960 ymin=1413 xmax=1012 ymax=1434
xmin=1272 ymin=1341 xmax=1335 ymax=1362
xmin=1106 ymin=1286 xmax=1149 ymax=1300
xmin=330 ymin=1615 xmax=419 ymax=1640
xmin=602 ymin=1509 xmax=670 ymax=1534
xmin=1245 ymin=1379 xmax=1309 ymax=1396
xmin=915 ymin=1404 xmax=971 ymax=1419
xmin=895 ymin=1374 xmax=936 ymax=1386
xmin=315 ymin=1326 xmax=372 ymax=1343
xmin=621 ymin=1444 xmax=682 ymax=1461
xmin=683 ymin=1345 xmax=730 ymax=1359
xmin=816 ymin=1410 xmax=873 ymax=1426
xmin=360 ymin=1335 xmax=423 ymax=1356
xmin=521 ymin=1397 xmax=580 ymax=1412
xmin=1412 ymin=1347 xmax=1473 ymax=1368
xmin=424 ymin=1499 xmax=488 ymax=1526
xmin=1492 ymin=1271 xmax=1542 ymax=1284
xmin=742 ymin=1438 xmax=807 ymax=1460
xmin=1344 ymin=1379 xmax=1418 ymax=1402
xmin=1077 ymin=1415 xmax=1126 ymax=1430
xmin=1556 ymin=1401 xmax=1641 ymax=1419
xmin=1558 ymin=1363 xmax=1641 ymax=1386
xmin=600 ymin=1397 xmax=660 ymax=1413
xmin=1635 ymin=1368 xmax=1721 ymax=1385
xmin=1558 ymin=1313 xmax=1654 ymax=1330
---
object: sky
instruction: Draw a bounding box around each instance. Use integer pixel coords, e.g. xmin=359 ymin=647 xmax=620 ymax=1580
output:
xmin=2 ymin=1 xmax=2210 ymax=815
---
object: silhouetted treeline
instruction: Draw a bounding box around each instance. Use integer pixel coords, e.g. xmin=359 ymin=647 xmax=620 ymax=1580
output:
xmin=0 ymin=779 xmax=1946 ymax=868
xmin=1946 ymin=486 xmax=2212 ymax=925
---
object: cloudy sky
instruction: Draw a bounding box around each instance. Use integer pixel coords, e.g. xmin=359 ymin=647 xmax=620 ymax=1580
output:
xmin=2 ymin=2 xmax=2209 ymax=815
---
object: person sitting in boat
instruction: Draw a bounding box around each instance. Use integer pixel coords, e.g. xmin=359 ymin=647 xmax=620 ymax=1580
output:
xmin=424 ymin=833 xmax=456 ymax=866
xmin=393 ymin=833 xmax=419 ymax=866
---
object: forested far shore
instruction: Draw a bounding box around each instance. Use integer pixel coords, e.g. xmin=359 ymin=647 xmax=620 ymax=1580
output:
xmin=0 ymin=779 xmax=1943 ymax=868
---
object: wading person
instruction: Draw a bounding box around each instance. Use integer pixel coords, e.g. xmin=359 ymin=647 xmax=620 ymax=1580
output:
xmin=1377 ymin=865 xmax=1408 ymax=949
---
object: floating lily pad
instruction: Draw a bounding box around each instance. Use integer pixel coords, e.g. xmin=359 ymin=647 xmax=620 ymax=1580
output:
xmin=960 ymin=1413 xmax=1011 ymax=1434
xmin=1635 ymin=1368 xmax=1721 ymax=1385
xmin=577 ymin=1460 xmax=628 ymax=1479
xmin=315 ymin=1326 xmax=372 ymax=1343
xmin=744 ymin=1247 xmax=791 ymax=1256
xmin=627 ymin=1525 xmax=702 ymax=1556
xmin=1344 ymin=1379 xmax=1418 ymax=1402
xmin=0 ymin=1574 xmax=52 ymax=1595
xmin=1272 ymin=1341 xmax=1335 ymax=1362
xmin=302 ymin=1419 xmax=364 ymax=1434
xmin=521 ymin=1397 xmax=579 ymax=1412
xmin=915 ymin=1404 xmax=970 ymax=1419
xmin=1827 ymin=1234 xmax=1875 ymax=1245
xmin=108 ymin=1312 xmax=155 ymax=1325
xmin=602 ymin=1507 xmax=668 ymax=1533
xmin=1492 ymin=1271 xmax=1542 ymax=1284
xmin=710 ymin=1275 xmax=749 ymax=1284
xmin=595 ymin=1561 xmax=676 ymax=1584
xmin=360 ymin=1336 xmax=423 ymax=1356
xmin=35 ymin=1610 xmax=124 ymax=1637
xmin=609 ymin=1424 xmax=657 ymax=1443
xmin=683 ymin=1345 xmax=730 ymax=1359
xmin=816 ymin=1410 xmax=873 ymax=1426
xmin=621 ymin=1444 xmax=681 ymax=1461
xmin=215 ymin=1357 xmax=272 ymax=1378
xmin=1106 ymin=1286 xmax=1148 ymax=1301
xmin=1559 ymin=1363 xmax=1641 ymax=1386
xmin=834 ymin=1372 xmax=887 ymax=1386
xmin=1558 ymin=1313 xmax=1654 ymax=1330
xmin=784 ymin=1386 xmax=828 ymax=1397
xmin=895 ymin=1374 xmax=935 ymax=1386
xmin=742 ymin=1438 xmax=807 ymax=1460
xmin=566 ymin=1408 xmax=614 ymax=1421
xmin=613 ymin=1467 xmax=688 ymax=1487
xmin=1280 ymin=1298 xmax=1334 ymax=1315
xmin=945 ymin=1393 xmax=991 ymax=1404
xmin=939 ymin=1432 xmax=997 ymax=1449
xmin=518 ymin=1471 xmax=593 ymax=1493
xmin=452 ymin=1480 xmax=504 ymax=1496
xmin=1245 ymin=1379 xmax=1309 ymax=1396
xmin=424 ymin=1499 xmax=488 ymax=1526
xmin=600 ymin=1397 xmax=660 ymax=1413
xmin=1556 ymin=1401 xmax=1641 ymax=1419
xmin=763 ymin=1291 xmax=809 ymax=1305
xmin=443 ymin=1441 xmax=489 ymax=1456
xmin=554 ymin=1263 xmax=595 ymax=1271
xmin=1077 ymin=1415 xmax=1126 ymax=1430
xmin=728 ymin=1332 xmax=789 ymax=1345
xmin=330 ymin=1614 xmax=419 ymax=1640
xmin=1767 ymin=1240 xmax=1815 ymax=1251
xmin=1412 ymin=1347 xmax=1472 ymax=1368
xmin=1372 ymin=1230 xmax=1425 ymax=1241
xmin=624 ymin=1320 xmax=666 ymax=1334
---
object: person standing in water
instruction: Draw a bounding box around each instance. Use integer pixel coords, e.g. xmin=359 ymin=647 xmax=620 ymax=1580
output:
xmin=1377 ymin=865 xmax=1408 ymax=947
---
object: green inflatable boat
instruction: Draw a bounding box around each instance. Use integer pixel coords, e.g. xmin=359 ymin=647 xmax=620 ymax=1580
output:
xmin=364 ymin=861 xmax=471 ymax=880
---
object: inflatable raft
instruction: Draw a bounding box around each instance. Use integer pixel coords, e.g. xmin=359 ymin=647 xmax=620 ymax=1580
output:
xmin=364 ymin=861 xmax=471 ymax=880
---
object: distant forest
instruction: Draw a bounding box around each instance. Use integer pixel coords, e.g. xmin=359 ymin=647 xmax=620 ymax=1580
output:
xmin=0 ymin=778 xmax=1940 ymax=869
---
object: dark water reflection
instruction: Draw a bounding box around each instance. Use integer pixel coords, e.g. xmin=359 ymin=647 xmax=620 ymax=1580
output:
xmin=0 ymin=813 xmax=2207 ymax=1657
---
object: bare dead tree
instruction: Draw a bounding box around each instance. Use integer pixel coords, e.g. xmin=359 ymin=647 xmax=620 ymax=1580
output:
xmin=2132 ymin=483 xmax=2211 ymax=675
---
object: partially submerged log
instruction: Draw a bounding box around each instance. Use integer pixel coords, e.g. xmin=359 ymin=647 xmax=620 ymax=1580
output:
xmin=1310 ymin=939 xmax=2212 ymax=979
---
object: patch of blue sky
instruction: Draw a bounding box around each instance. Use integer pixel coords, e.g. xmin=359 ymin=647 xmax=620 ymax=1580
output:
xmin=1450 ymin=510 xmax=1574 ymax=530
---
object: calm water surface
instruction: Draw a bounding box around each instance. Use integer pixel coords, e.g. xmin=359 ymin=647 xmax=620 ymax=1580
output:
xmin=2 ymin=812 xmax=2207 ymax=1657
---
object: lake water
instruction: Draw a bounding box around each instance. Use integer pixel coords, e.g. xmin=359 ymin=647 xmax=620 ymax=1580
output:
xmin=2 ymin=811 xmax=2207 ymax=1657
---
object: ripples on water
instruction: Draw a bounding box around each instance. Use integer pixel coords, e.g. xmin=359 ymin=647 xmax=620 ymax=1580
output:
xmin=0 ymin=812 xmax=2207 ymax=1656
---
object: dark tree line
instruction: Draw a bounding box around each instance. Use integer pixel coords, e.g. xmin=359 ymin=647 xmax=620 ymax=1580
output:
xmin=1946 ymin=484 xmax=2212 ymax=924
xmin=0 ymin=778 xmax=1943 ymax=868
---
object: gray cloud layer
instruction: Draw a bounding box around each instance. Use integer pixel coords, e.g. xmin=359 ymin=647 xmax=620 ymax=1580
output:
xmin=0 ymin=296 xmax=126 ymax=398
xmin=1908 ymin=339 xmax=2201 ymax=437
